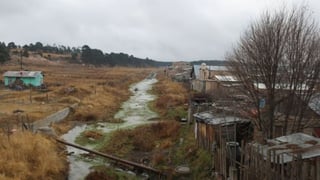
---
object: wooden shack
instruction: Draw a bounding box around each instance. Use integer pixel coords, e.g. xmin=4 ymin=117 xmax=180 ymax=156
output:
xmin=194 ymin=111 xmax=251 ymax=151
xmin=240 ymin=133 xmax=320 ymax=180
xmin=194 ymin=111 xmax=252 ymax=179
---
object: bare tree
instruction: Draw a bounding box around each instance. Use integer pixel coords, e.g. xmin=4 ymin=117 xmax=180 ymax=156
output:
xmin=227 ymin=7 xmax=320 ymax=139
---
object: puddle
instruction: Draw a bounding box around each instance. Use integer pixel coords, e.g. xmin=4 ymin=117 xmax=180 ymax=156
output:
xmin=61 ymin=75 xmax=158 ymax=180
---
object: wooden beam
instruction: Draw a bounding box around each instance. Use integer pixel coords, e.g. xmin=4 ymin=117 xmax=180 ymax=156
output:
xmin=56 ymin=138 xmax=165 ymax=177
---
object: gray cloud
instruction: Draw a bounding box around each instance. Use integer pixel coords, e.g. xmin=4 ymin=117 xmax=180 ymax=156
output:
xmin=0 ymin=0 xmax=319 ymax=61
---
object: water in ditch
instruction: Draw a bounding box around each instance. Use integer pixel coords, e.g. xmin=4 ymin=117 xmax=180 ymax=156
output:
xmin=61 ymin=74 xmax=158 ymax=180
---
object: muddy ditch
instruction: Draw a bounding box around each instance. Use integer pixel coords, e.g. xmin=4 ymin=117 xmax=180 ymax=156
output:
xmin=61 ymin=74 xmax=158 ymax=179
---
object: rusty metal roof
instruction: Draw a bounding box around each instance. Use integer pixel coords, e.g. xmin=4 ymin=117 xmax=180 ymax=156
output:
xmin=3 ymin=71 xmax=42 ymax=78
xmin=254 ymin=133 xmax=320 ymax=163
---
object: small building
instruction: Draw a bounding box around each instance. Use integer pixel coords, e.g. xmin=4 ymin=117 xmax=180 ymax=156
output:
xmin=240 ymin=133 xmax=320 ymax=180
xmin=167 ymin=61 xmax=192 ymax=81
xmin=3 ymin=71 xmax=43 ymax=87
xmin=194 ymin=110 xmax=251 ymax=151
xmin=191 ymin=64 xmax=240 ymax=95
xmin=193 ymin=110 xmax=252 ymax=179
xmin=172 ymin=61 xmax=191 ymax=70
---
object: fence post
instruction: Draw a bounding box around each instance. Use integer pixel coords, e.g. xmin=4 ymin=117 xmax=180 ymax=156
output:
xmin=316 ymin=157 xmax=320 ymax=180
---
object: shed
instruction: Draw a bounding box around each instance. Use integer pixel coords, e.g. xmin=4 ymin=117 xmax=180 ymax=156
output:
xmin=3 ymin=71 xmax=43 ymax=87
xmin=194 ymin=111 xmax=251 ymax=151
xmin=194 ymin=111 xmax=252 ymax=179
xmin=239 ymin=133 xmax=320 ymax=179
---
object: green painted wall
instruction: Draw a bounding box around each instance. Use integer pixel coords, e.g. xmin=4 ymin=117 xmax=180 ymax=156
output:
xmin=4 ymin=74 xmax=43 ymax=87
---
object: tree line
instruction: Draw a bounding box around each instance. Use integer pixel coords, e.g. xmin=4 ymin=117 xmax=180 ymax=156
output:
xmin=80 ymin=45 xmax=170 ymax=67
xmin=0 ymin=42 xmax=10 ymax=63
xmin=0 ymin=41 xmax=171 ymax=67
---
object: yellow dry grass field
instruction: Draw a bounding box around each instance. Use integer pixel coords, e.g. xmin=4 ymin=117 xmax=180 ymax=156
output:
xmin=0 ymin=61 xmax=153 ymax=126
xmin=152 ymin=73 xmax=188 ymax=118
xmin=0 ymin=57 xmax=154 ymax=179
xmin=0 ymin=131 xmax=67 ymax=180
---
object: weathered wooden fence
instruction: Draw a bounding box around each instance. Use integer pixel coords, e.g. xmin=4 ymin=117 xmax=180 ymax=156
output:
xmin=239 ymin=144 xmax=320 ymax=180
xmin=213 ymin=124 xmax=239 ymax=179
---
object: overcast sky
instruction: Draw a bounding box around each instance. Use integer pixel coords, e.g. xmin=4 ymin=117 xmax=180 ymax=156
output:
xmin=0 ymin=0 xmax=319 ymax=61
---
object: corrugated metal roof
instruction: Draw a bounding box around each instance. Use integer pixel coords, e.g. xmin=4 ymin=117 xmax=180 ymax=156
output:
xmin=3 ymin=71 xmax=42 ymax=78
xmin=254 ymin=83 xmax=309 ymax=90
xmin=194 ymin=111 xmax=250 ymax=125
xmin=215 ymin=75 xmax=238 ymax=82
xmin=193 ymin=65 xmax=228 ymax=79
xmin=208 ymin=66 xmax=228 ymax=71
xmin=253 ymin=133 xmax=320 ymax=163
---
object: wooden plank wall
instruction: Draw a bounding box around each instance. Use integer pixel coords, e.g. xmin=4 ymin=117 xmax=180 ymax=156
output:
xmin=239 ymin=144 xmax=320 ymax=180
xmin=196 ymin=122 xmax=215 ymax=151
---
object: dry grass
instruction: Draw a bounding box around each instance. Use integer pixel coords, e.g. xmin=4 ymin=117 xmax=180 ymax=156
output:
xmin=99 ymin=73 xmax=189 ymax=170
xmin=83 ymin=130 xmax=103 ymax=140
xmin=51 ymin=121 xmax=74 ymax=135
xmin=0 ymin=131 xmax=66 ymax=180
xmin=102 ymin=121 xmax=181 ymax=157
xmin=152 ymin=75 xmax=188 ymax=118
xmin=89 ymin=70 xmax=211 ymax=178
xmin=0 ymin=56 xmax=154 ymax=179
xmin=151 ymin=152 xmax=166 ymax=166
xmin=0 ymin=61 xmax=152 ymax=125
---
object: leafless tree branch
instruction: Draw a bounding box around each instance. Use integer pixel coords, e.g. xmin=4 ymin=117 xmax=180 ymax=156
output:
xmin=227 ymin=6 xmax=320 ymax=139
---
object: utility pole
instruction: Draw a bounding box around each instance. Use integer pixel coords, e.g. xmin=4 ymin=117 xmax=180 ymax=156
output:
xmin=29 ymin=87 xmax=32 ymax=103
xmin=20 ymin=50 xmax=23 ymax=70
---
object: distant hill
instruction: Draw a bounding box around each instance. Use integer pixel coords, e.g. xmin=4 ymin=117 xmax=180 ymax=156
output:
xmin=80 ymin=45 xmax=172 ymax=67
xmin=190 ymin=60 xmax=226 ymax=66
xmin=2 ymin=41 xmax=172 ymax=67
xmin=2 ymin=41 xmax=228 ymax=67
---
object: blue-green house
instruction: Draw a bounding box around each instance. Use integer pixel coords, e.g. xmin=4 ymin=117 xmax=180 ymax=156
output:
xmin=3 ymin=71 xmax=43 ymax=87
